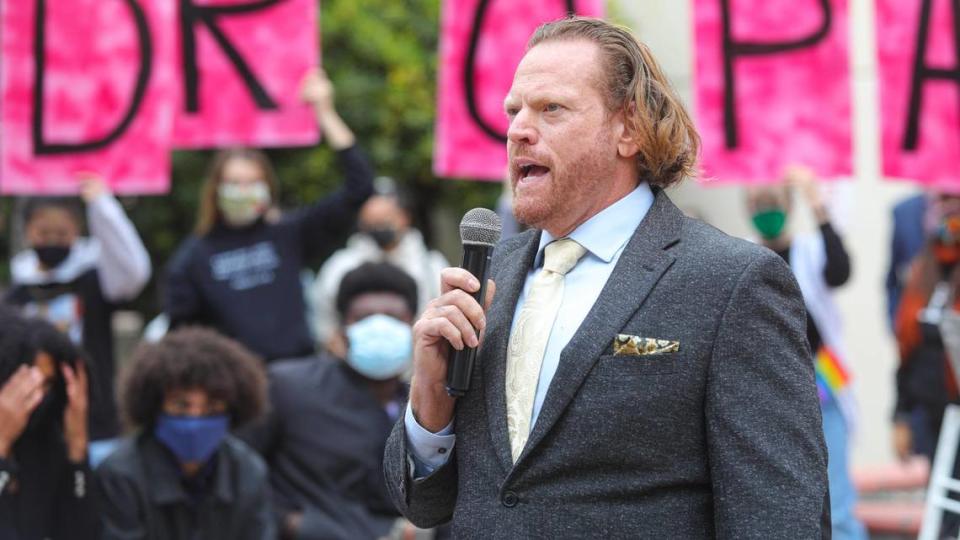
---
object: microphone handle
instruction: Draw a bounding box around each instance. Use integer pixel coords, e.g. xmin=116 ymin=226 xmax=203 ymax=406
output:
xmin=445 ymin=243 xmax=493 ymax=396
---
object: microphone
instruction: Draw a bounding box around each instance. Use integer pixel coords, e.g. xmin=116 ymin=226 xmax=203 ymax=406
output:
xmin=446 ymin=208 xmax=502 ymax=397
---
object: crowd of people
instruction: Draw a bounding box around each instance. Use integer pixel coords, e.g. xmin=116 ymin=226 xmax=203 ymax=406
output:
xmin=1 ymin=37 xmax=959 ymax=540
xmin=0 ymin=68 xmax=447 ymax=540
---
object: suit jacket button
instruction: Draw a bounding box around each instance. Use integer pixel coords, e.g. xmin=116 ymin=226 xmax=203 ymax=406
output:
xmin=502 ymin=491 xmax=519 ymax=508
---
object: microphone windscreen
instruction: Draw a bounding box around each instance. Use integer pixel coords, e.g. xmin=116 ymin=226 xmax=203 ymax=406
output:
xmin=459 ymin=208 xmax=502 ymax=247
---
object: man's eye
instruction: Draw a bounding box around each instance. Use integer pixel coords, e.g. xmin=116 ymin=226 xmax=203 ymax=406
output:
xmin=545 ymin=103 xmax=562 ymax=112
xmin=505 ymin=107 xmax=519 ymax=118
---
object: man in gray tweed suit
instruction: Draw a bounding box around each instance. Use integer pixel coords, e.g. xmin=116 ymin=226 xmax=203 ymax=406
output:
xmin=384 ymin=17 xmax=830 ymax=539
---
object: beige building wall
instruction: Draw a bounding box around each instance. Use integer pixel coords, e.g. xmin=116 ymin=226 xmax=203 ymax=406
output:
xmin=615 ymin=0 xmax=922 ymax=466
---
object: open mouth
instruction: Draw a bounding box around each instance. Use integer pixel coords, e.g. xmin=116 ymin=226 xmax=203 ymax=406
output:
xmin=518 ymin=163 xmax=551 ymax=182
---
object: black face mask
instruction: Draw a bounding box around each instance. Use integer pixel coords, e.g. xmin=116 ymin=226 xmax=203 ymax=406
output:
xmin=364 ymin=227 xmax=399 ymax=249
xmin=34 ymin=245 xmax=71 ymax=269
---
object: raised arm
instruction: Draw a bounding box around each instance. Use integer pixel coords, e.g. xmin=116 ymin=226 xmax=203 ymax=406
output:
xmin=288 ymin=69 xmax=374 ymax=256
xmin=81 ymin=177 xmax=151 ymax=303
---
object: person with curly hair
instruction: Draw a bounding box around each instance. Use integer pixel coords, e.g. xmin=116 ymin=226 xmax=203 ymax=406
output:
xmin=95 ymin=328 xmax=274 ymax=540
xmin=0 ymin=307 xmax=98 ymax=540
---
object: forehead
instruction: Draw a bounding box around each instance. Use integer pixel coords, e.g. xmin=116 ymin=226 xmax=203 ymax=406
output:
xmin=749 ymin=185 xmax=789 ymax=201
xmin=507 ymin=39 xmax=603 ymax=101
xmin=346 ymin=292 xmax=412 ymax=322
xmin=165 ymin=387 xmax=212 ymax=402
xmin=222 ymin=157 xmax=264 ymax=179
xmin=360 ymin=196 xmax=403 ymax=220
xmin=27 ymin=206 xmax=78 ymax=228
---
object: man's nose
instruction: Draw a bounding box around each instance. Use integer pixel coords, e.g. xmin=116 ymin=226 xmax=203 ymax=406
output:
xmin=507 ymin=110 xmax=539 ymax=146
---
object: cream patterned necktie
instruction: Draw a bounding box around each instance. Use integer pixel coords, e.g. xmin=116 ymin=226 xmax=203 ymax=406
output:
xmin=505 ymin=238 xmax=587 ymax=463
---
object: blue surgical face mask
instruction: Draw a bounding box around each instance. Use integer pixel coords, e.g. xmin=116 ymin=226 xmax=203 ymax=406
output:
xmin=345 ymin=314 xmax=412 ymax=380
xmin=154 ymin=414 xmax=229 ymax=465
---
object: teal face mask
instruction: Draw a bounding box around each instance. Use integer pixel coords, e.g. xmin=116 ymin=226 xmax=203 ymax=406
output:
xmin=751 ymin=209 xmax=787 ymax=240
xmin=345 ymin=314 xmax=412 ymax=380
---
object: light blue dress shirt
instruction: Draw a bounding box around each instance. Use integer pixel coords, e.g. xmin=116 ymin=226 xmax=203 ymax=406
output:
xmin=405 ymin=183 xmax=655 ymax=475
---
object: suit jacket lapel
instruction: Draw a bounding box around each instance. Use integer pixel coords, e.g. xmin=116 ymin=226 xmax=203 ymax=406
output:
xmin=515 ymin=190 xmax=685 ymax=466
xmin=481 ymin=230 xmax=540 ymax=473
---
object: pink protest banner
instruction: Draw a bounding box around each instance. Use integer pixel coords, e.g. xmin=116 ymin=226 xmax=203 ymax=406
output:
xmin=172 ymin=0 xmax=319 ymax=149
xmin=1 ymin=0 xmax=178 ymax=195
xmin=434 ymin=0 xmax=605 ymax=180
xmin=879 ymin=0 xmax=960 ymax=188
xmin=693 ymin=0 xmax=852 ymax=183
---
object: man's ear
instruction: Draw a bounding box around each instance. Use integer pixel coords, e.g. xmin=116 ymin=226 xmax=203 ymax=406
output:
xmin=616 ymin=104 xmax=642 ymax=159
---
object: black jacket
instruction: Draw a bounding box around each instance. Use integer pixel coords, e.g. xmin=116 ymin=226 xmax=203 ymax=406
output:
xmin=164 ymin=145 xmax=374 ymax=361
xmin=242 ymin=356 xmax=403 ymax=539
xmin=0 ymin=432 xmax=99 ymax=540
xmin=96 ymin=433 xmax=275 ymax=540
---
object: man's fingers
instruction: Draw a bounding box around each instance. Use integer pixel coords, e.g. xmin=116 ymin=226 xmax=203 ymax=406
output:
xmin=68 ymin=361 xmax=88 ymax=393
xmin=0 ymin=366 xmax=29 ymax=398
xmin=440 ymin=268 xmax=481 ymax=295
xmin=427 ymin=305 xmax=479 ymax=349
xmin=445 ymin=289 xmax=487 ymax=332
xmin=62 ymin=364 xmax=76 ymax=389
xmin=6 ymin=367 xmax=44 ymax=401
xmin=422 ymin=271 xmax=495 ymax=352
xmin=23 ymin=384 xmax=44 ymax=414
xmin=76 ymin=361 xmax=88 ymax=392
xmin=416 ymin=317 xmax=465 ymax=351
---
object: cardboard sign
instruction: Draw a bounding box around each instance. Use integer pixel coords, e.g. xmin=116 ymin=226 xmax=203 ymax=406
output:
xmin=1 ymin=0 xmax=178 ymax=195
xmin=172 ymin=0 xmax=320 ymax=148
xmin=879 ymin=0 xmax=960 ymax=188
xmin=693 ymin=0 xmax=852 ymax=182
xmin=433 ymin=0 xmax=605 ymax=180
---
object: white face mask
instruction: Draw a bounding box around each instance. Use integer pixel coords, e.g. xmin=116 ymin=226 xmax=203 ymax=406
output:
xmin=217 ymin=183 xmax=270 ymax=227
xmin=345 ymin=314 xmax=413 ymax=380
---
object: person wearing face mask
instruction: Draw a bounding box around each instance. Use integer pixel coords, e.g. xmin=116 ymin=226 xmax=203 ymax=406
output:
xmin=163 ymin=68 xmax=374 ymax=362
xmin=745 ymin=166 xmax=864 ymax=540
xmin=310 ymin=181 xmax=448 ymax=354
xmin=243 ymin=263 xmax=419 ymax=540
xmin=0 ymin=308 xmax=99 ymax=540
xmin=95 ymin=327 xmax=273 ymax=540
xmin=4 ymin=176 xmax=151 ymax=466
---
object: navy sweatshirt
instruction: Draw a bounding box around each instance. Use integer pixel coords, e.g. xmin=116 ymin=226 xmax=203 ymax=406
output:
xmin=164 ymin=145 xmax=374 ymax=361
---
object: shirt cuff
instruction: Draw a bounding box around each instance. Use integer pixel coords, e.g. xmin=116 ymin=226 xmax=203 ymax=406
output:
xmin=404 ymin=403 xmax=455 ymax=478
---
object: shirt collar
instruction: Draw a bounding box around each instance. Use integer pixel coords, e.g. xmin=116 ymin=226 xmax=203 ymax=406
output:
xmin=535 ymin=183 xmax=655 ymax=267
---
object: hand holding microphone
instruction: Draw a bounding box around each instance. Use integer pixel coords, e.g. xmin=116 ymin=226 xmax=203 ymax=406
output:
xmin=409 ymin=209 xmax=501 ymax=432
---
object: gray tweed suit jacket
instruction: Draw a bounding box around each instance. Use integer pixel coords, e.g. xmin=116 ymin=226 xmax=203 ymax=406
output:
xmin=384 ymin=189 xmax=830 ymax=539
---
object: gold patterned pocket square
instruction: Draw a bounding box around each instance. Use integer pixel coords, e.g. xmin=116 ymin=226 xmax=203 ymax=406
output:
xmin=613 ymin=334 xmax=680 ymax=356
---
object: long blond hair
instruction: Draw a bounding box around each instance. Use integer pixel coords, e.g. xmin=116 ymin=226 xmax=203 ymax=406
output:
xmin=528 ymin=17 xmax=700 ymax=187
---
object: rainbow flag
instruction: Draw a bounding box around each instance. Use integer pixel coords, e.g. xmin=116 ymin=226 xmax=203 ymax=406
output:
xmin=814 ymin=346 xmax=851 ymax=404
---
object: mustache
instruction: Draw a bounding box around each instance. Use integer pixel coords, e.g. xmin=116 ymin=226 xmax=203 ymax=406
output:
xmin=509 ymin=147 xmax=543 ymax=159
